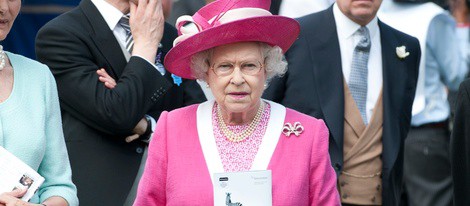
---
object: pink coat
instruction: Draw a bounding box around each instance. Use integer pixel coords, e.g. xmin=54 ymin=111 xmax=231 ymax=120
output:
xmin=134 ymin=101 xmax=340 ymax=206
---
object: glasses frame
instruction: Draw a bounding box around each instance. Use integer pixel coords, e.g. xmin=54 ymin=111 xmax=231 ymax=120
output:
xmin=210 ymin=60 xmax=264 ymax=77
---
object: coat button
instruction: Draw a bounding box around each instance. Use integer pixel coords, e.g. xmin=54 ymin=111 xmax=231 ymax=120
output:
xmin=136 ymin=147 xmax=144 ymax=154
xmin=334 ymin=163 xmax=342 ymax=171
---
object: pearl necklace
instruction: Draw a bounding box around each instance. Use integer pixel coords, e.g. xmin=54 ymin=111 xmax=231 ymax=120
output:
xmin=0 ymin=45 xmax=6 ymax=71
xmin=217 ymin=101 xmax=265 ymax=143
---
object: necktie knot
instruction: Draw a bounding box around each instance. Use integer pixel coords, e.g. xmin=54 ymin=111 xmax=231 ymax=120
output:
xmin=119 ymin=14 xmax=131 ymax=35
xmin=356 ymin=26 xmax=371 ymax=51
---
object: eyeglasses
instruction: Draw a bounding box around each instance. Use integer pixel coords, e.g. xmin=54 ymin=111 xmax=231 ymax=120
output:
xmin=210 ymin=61 xmax=263 ymax=77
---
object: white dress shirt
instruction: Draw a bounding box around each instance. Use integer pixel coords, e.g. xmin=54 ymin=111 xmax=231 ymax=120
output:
xmin=333 ymin=3 xmax=383 ymax=123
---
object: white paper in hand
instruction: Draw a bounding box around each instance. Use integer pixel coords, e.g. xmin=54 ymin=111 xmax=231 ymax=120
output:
xmin=0 ymin=146 xmax=44 ymax=201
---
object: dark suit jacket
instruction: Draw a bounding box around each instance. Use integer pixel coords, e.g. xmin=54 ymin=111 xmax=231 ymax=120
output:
xmin=451 ymin=79 xmax=470 ymax=206
xmin=35 ymin=0 xmax=205 ymax=205
xmin=263 ymin=7 xmax=420 ymax=206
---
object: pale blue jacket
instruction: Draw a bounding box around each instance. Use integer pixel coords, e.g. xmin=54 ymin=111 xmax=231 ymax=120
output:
xmin=0 ymin=52 xmax=78 ymax=206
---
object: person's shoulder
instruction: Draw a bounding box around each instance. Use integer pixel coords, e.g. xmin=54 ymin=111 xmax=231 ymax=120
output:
xmin=379 ymin=21 xmax=420 ymax=53
xmin=460 ymin=79 xmax=470 ymax=91
xmin=285 ymin=107 xmax=326 ymax=128
xmin=39 ymin=6 xmax=84 ymax=33
xmin=166 ymin=104 xmax=200 ymax=119
xmin=7 ymin=52 xmax=48 ymax=72
xmin=163 ymin=22 xmax=177 ymax=37
xmin=296 ymin=7 xmax=332 ymax=27
xmin=7 ymin=52 xmax=54 ymax=85
xmin=429 ymin=11 xmax=456 ymax=32
xmin=380 ymin=21 xmax=417 ymax=42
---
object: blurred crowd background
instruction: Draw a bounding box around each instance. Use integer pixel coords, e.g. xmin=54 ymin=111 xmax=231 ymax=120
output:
xmin=4 ymin=0 xmax=468 ymax=60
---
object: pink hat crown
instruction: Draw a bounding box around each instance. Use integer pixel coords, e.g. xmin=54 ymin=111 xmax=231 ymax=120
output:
xmin=174 ymin=0 xmax=272 ymax=46
xmin=165 ymin=0 xmax=300 ymax=79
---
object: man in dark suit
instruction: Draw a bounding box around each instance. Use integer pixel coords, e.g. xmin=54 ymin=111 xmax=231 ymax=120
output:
xmin=35 ymin=0 xmax=205 ymax=205
xmin=263 ymin=0 xmax=420 ymax=205
xmin=451 ymin=79 xmax=470 ymax=206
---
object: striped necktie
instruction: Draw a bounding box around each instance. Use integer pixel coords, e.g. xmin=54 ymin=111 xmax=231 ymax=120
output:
xmin=349 ymin=26 xmax=371 ymax=124
xmin=118 ymin=15 xmax=178 ymax=82
xmin=119 ymin=14 xmax=134 ymax=53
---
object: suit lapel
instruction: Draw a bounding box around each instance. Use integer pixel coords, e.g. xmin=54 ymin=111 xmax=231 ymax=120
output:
xmin=379 ymin=21 xmax=406 ymax=170
xmin=306 ymin=7 xmax=345 ymax=151
xmin=80 ymin=0 xmax=127 ymax=77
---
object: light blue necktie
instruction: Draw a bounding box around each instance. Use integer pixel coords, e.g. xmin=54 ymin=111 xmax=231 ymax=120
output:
xmin=349 ymin=26 xmax=371 ymax=124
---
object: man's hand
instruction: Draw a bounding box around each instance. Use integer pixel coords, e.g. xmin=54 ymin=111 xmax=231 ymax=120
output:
xmin=130 ymin=0 xmax=164 ymax=63
xmin=96 ymin=68 xmax=149 ymax=143
xmin=97 ymin=68 xmax=116 ymax=89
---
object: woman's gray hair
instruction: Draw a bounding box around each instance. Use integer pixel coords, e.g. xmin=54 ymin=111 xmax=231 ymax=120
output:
xmin=190 ymin=42 xmax=288 ymax=83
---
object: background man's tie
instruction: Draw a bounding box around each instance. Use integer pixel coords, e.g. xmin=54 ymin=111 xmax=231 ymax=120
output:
xmin=118 ymin=15 xmax=181 ymax=84
xmin=119 ymin=14 xmax=134 ymax=53
xmin=349 ymin=26 xmax=371 ymax=124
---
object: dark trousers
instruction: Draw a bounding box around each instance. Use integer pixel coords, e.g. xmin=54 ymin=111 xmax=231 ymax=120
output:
xmin=401 ymin=126 xmax=453 ymax=206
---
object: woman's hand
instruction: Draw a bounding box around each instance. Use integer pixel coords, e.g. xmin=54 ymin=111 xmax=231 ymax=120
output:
xmin=0 ymin=189 xmax=68 ymax=206
xmin=0 ymin=188 xmax=39 ymax=206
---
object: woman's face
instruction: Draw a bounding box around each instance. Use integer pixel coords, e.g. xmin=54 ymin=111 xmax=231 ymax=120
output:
xmin=0 ymin=0 xmax=20 ymax=41
xmin=206 ymin=42 xmax=266 ymax=115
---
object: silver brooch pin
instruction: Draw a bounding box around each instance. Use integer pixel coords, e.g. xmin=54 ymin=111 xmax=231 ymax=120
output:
xmin=282 ymin=122 xmax=304 ymax=137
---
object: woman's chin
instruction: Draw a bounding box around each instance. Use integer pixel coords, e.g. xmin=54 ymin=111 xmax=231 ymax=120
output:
xmin=222 ymin=103 xmax=251 ymax=114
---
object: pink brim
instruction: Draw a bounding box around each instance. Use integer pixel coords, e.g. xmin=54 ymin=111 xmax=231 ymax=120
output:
xmin=164 ymin=16 xmax=300 ymax=79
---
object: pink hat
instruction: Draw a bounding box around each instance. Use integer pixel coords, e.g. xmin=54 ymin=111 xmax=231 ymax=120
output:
xmin=164 ymin=0 xmax=300 ymax=79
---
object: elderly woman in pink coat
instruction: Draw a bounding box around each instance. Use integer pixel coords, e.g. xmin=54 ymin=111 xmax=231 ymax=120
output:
xmin=132 ymin=0 xmax=340 ymax=205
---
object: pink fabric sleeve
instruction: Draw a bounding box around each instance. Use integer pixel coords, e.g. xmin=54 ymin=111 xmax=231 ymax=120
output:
xmin=309 ymin=120 xmax=341 ymax=205
xmin=133 ymin=112 xmax=169 ymax=206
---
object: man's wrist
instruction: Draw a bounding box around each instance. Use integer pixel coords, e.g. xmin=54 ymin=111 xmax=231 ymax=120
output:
xmin=140 ymin=116 xmax=153 ymax=143
xmin=132 ymin=44 xmax=158 ymax=63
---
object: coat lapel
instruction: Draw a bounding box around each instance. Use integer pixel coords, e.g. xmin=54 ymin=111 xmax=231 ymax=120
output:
xmin=306 ymin=7 xmax=345 ymax=152
xmin=379 ymin=20 xmax=407 ymax=171
xmin=80 ymin=0 xmax=127 ymax=78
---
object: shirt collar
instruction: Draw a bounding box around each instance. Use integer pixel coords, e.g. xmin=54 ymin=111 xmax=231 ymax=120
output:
xmin=91 ymin=0 xmax=125 ymax=30
xmin=333 ymin=2 xmax=379 ymax=40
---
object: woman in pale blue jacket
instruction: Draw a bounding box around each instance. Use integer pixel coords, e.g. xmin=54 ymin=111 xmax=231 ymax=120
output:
xmin=0 ymin=0 xmax=78 ymax=206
